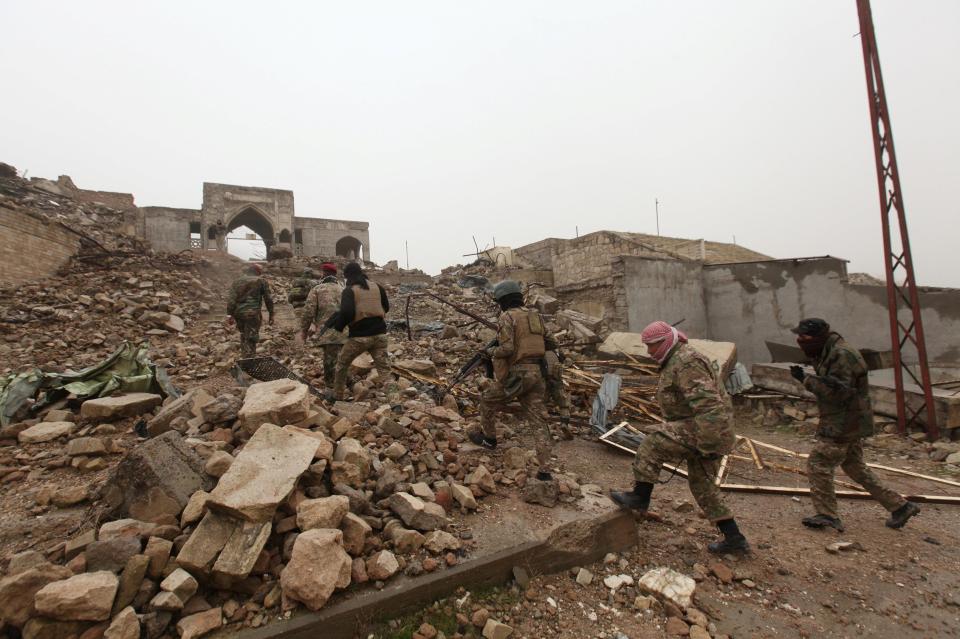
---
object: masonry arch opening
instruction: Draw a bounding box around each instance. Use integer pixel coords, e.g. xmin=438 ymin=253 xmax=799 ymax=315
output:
xmin=227 ymin=207 xmax=274 ymax=261
xmin=335 ymin=235 xmax=364 ymax=261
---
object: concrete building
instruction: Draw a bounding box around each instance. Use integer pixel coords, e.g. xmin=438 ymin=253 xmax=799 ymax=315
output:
xmin=138 ymin=182 xmax=370 ymax=260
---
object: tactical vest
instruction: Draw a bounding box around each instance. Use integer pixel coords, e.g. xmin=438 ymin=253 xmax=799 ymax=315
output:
xmin=507 ymin=308 xmax=546 ymax=366
xmin=350 ymin=282 xmax=385 ymax=325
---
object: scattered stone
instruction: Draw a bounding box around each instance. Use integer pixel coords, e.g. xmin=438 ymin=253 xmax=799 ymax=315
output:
xmin=18 ymin=421 xmax=75 ymax=444
xmin=34 ymin=571 xmax=119 ymax=621
xmin=203 ymin=451 xmax=233 ymax=477
xmin=51 ymin=485 xmax=89 ymax=508
xmin=665 ymin=617 xmax=690 ymax=636
xmin=298 ymin=495 xmax=350 ymax=530
xmin=66 ymin=436 xmax=107 ymax=456
xmin=482 ymin=618 xmax=514 ymax=639
xmin=639 ymin=567 xmax=697 ymax=609
xmin=340 ymin=512 xmax=373 ymax=556
xmin=104 ymin=606 xmax=139 ymax=639
xmin=86 ymin=536 xmax=142 ymax=573
xmin=709 ymin=562 xmax=734 ymax=584
xmin=465 ymin=464 xmax=496 ymax=493
xmin=450 ymin=483 xmax=478 ymax=510
xmin=387 ymin=492 xmax=448 ymax=531
xmin=522 ymin=478 xmax=558 ymax=507
xmin=576 ymin=568 xmax=594 ymax=586
xmin=175 ymin=607 xmax=223 ymax=639
xmin=280 ymin=529 xmax=352 ymax=611
xmin=112 ymin=555 xmax=151 ymax=615
xmin=237 ymin=380 xmax=311 ymax=435
xmin=423 ymin=530 xmax=461 ymax=554
xmin=80 ymin=393 xmax=162 ymax=421
xmin=0 ymin=564 xmax=74 ymax=627
xmin=160 ymin=568 xmax=199 ymax=603
xmin=603 ymin=574 xmax=634 ymax=590
xmin=366 ymin=550 xmax=400 ymax=580
xmin=7 ymin=550 xmax=46 ymax=576
xmin=826 ymin=541 xmax=865 ymax=554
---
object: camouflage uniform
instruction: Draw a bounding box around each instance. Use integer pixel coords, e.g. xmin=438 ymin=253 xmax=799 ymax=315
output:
xmin=288 ymin=276 xmax=318 ymax=309
xmin=227 ymin=274 xmax=274 ymax=358
xmin=333 ymin=281 xmax=398 ymax=402
xmin=804 ymin=333 xmax=906 ymax=519
xmin=544 ymin=351 xmax=571 ymax=420
xmin=301 ymin=278 xmax=346 ymax=386
xmin=479 ymin=307 xmax=557 ymax=472
xmin=632 ymin=343 xmax=736 ymax=522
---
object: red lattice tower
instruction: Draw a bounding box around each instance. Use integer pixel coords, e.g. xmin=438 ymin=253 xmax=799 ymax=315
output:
xmin=855 ymin=0 xmax=938 ymax=438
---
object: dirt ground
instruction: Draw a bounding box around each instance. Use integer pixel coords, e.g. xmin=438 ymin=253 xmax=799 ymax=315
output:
xmin=374 ymin=420 xmax=960 ymax=639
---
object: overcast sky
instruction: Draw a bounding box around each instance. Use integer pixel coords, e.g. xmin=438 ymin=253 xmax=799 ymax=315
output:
xmin=2 ymin=1 xmax=957 ymax=285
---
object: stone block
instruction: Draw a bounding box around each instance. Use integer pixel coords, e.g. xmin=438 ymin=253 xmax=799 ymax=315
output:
xmin=211 ymin=520 xmax=272 ymax=581
xmin=18 ymin=421 xmax=74 ymax=444
xmin=101 ymin=431 xmax=212 ymax=521
xmin=237 ymin=380 xmax=311 ymax=435
xmin=176 ymin=511 xmax=239 ymax=573
xmin=387 ymin=492 xmax=449 ymax=531
xmin=298 ymin=495 xmax=350 ymax=531
xmin=146 ymin=391 xmax=198 ymax=437
xmin=160 ymin=568 xmax=198 ymax=603
xmin=176 ymin=607 xmax=222 ymax=639
xmin=638 ymin=566 xmax=696 ymax=609
xmin=66 ymin=437 xmax=107 ymax=457
xmin=207 ymin=424 xmax=317 ymax=522
xmin=80 ymin=393 xmax=162 ymax=421
xmin=112 ymin=555 xmax=151 ymax=615
xmin=0 ymin=564 xmax=73 ymax=627
xmin=365 ymin=550 xmax=399 ymax=581
xmin=339 ymin=512 xmax=372 ymax=556
xmin=104 ymin=605 xmax=139 ymax=639
xmin=85 ymin=536 xmax=142 ymax=573
xmin=279 ymin=529 xmax=352 ymax=611
xmin=34 ymin=571 xmax=119 ymax=621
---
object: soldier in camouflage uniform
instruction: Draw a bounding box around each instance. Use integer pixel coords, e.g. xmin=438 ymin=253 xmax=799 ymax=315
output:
xmin=468 ymin=280 xmax=559 ymax=482
xmin=610 ymin=320 xmax=748 ymax=554
xmin=227 ymin=263 xmax=274 ymax=358
xmin=544 ymin=350 xmax=573 ymax=439
xmin=288 ymin=268 xmax=319 ymax=309
xmin=328 ymin=262 xmax=399 ymax=403
xmin=790 ymin=318 xmax=920 ymax=531
xmin=299 ymin=263 xmax=345 ymax=386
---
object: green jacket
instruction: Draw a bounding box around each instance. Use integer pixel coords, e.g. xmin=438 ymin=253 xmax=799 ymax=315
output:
xmin=657 ymin=343 xmax=735 ymax=456
xmin=227 ymin=275 xmax=274 ymax=319
xmin=803 ymin=333 xmax=873 ymax=442
xmin=287 ymin=277 xmax=318 ymax=307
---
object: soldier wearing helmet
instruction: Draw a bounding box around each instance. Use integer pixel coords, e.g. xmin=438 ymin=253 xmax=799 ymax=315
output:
xmin=469 ymin=280 xmax=560 ymax=500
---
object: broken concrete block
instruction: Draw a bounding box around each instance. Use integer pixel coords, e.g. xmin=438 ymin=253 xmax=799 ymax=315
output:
xmin=146 ymin=390 xmax=199 ymax=437
xmin=211 ymin=520 xmax=272 ymax=581
xmin=176 ymin=607 xmax=222 ymax=639
xmin=17 ymin=421 xmax=75 ymax=444
xmin=180 ymin=490 xmax=211 ymax=528
xmin=85 ymin=536 xmax=142 ymax=573
xmin=237 ymin=380 xmax=311 ymax=435
xmin=34 ymin=571 xmax=119 ymax=621
xmin=465 ymin=464 xmax=496 ymax=494
xmin=298 ymin=495 xmax=350 ymax=531
xmin=339 ymin=512 xmax=372 ymax=556
xmin=387 ymin=492 xmax=448 ymax=531
xmin=365 ymin=550 xmax=399 ymax=581
xmin=207 ymin=424 xmax=318 ymax=522
xmin=532 ymin=293 xmax=559 ymax=315
xmin=279 ymin=529 xmax=352 ymax=611
xmin=112 ymin=555 xmax=151 ymax=615
xmin=200 ymin=394 xmax=242 ymax=424
xmin=104 ymin=605 xmax=139 ymax=639
xmin=101 ymin=431 xmax=212 ymax=521
xmin=203 ymin=451 xmax=233 ymax=477
xmin=176 ymin=511 xmax=240 ymax=573
xmin=0 ymin=564 xmax=74 ymax=627
xmin=423 ymin=530 xmax=461 ymax=554
xmin=385 ymin=522 xmax=425 ymax=553
xmin=688 ymin=338 xmax=738 ymax=379
xmin=160 ymin=568 xmax=198 ymax=603
xmin=80 ymin=393 xmax=163 ymax=421
xmin=638 ymin=566 xmax=696 ymax=609
xmin=450 ymin=483 xmax=478 ymax=510
xmin=66 ymin=437 xmax=107 ymax=457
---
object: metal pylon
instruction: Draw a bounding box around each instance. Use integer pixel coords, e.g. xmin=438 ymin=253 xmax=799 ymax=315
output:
xmin=855 ymin=0 xmax=939 ymax=439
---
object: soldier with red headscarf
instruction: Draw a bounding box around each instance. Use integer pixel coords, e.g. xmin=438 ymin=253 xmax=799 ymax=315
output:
xmin=610 ymin=320 xmax=748 ymax=554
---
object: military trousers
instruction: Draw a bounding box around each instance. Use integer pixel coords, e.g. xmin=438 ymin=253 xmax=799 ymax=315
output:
xmin=334 ymin=334 xmax=398 ymax=401
xmin=321 ymin=343 xmax=342 ymax=386
xmin=807 ymin=438 xmax=906 ymax=520
xmin=235 ymin=312 xmax=262 ymax=358
xmin=480 ymin=367 xmax=553 ymax=472
xmin=632 ymin=424 xmax=732 ymax=522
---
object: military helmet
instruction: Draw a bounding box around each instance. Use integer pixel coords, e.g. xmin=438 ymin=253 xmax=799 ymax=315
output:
xmin=492 ymin=280 xmax=522 ymax=301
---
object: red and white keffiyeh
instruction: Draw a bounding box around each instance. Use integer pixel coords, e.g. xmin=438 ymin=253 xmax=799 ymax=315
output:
xmin=641 ymin=320 xmax=688 ymax=364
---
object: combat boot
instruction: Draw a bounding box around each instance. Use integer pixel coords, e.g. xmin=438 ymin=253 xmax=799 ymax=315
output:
xmin=708 ymin=519 xmax=750 ymax=554
xmin=885 ymin=501 xmax=920 ymax=529
xmin=610 ymin=482 xmax=653 ymax=511
xmin=802 ymin=514 xmax=845 ymax=532
xmin=468 ymin=430 xmax=497 ymax=450
xmin=559 ymin=416 xmax=574 ymax=440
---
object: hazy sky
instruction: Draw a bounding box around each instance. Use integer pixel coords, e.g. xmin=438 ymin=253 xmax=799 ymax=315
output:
xmin=2 ymin=1 xmax=957 ymax=285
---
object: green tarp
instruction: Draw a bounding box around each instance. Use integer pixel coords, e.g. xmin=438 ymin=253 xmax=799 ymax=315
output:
xmin=0 ymin=341 xmax=177 ymax=426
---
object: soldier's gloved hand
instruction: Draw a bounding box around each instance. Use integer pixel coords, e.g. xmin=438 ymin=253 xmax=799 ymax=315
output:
xmin=790 ymin=365 xmax=806 ymax=383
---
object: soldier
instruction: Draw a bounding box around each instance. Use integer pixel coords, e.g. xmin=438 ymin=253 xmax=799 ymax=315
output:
xmin=214 ymin=219 xmax=227 ymax=252
xmin=226 ymin=263 xmax=274 ymax=358
xmin=299 ymin=263 xmax=345 ymax=386
xmin=790 ymin=318 xmax=920 ymax=531
xmin=610 ymin=320 xmax=748 ymax=554
xmin=467 ymin=280 xmax=559 ymax=482
xmin=328 ymin=262 xmax=398 ymax=402
xmin=288 ymin=268 xmax=319 ymax=309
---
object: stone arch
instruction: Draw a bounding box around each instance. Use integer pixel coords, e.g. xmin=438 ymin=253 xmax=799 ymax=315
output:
xmin=335 ymin=235 xmax=364 ymax=261
xmin=227 ymin=206 xmax=275 ymax=246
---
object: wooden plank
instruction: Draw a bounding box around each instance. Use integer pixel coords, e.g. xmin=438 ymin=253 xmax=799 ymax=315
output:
xmin=718 ymin=483 xmax=960 ymax=505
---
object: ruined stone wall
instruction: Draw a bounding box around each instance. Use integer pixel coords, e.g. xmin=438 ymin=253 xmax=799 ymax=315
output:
xmin=0 ymin=207 xmax=81 ymax=286
xmin=550 ymin=232 xmax=674 ymax=288
xmin=514 ymin=238 xmax=563 ymax=270
xmin=702 ymin=258 xmax=960 ymax=365
xmin=294 ymin=218 xmax=371 ymax=261
xmin=139 ymin=207 xmax=201 ymax=253
xmin=73 ymin=189 xmax=136 ymax=211
xmin=618 ymin=256 xmax=708 ymax=337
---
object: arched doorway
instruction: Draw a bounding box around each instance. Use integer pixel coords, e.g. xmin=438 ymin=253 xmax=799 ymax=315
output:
xmin=226 ymin=207 xmax=275 ymax=260
xmin=335 ymin=236 xmax=364 ymax=261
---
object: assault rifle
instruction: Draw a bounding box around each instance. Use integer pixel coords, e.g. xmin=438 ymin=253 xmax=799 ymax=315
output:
xmin=431 ymin=338 xmax=498 ymax=404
